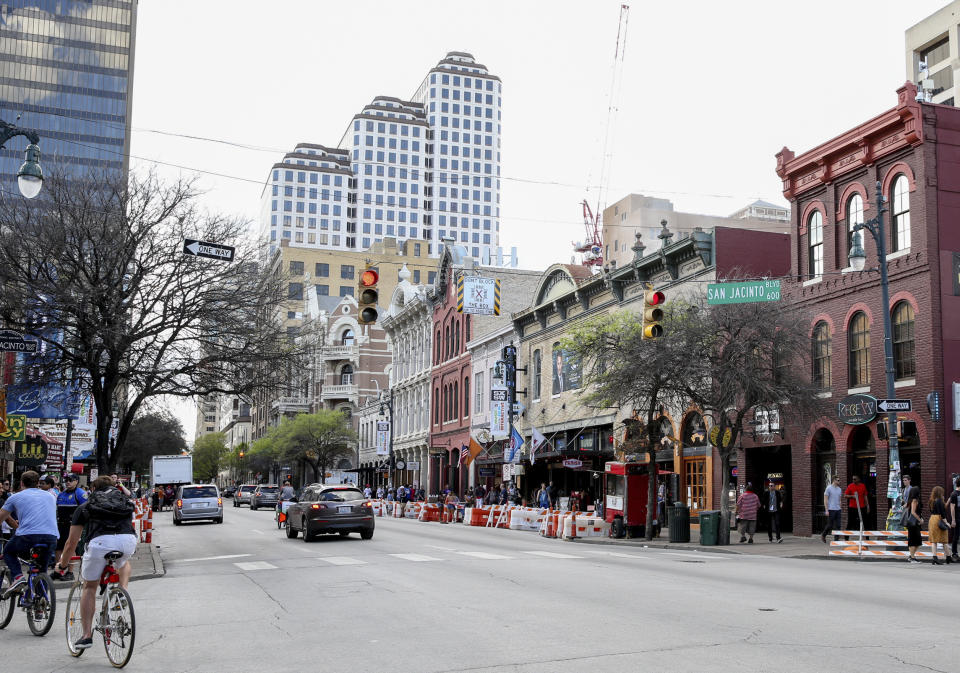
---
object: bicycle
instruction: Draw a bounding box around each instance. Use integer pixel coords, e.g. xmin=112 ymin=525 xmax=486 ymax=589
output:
xmin=0 ymin=543 xmax=57 ymax=636
xmin=64 ymin=551 xmax=136 ymax=668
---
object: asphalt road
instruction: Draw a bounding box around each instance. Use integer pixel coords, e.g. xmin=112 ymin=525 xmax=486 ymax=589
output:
xmin=2 ymin=503 xmax=955 ymax=673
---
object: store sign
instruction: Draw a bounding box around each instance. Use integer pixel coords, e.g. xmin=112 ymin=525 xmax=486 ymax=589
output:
xmin=375 ymin=421 xmax=390 ymax=456
xmin=490 ymin=385 xmax=509 ymax=438
xmin=0 ymin=414 xmax=26 ymax=441
xmin=406 ymin=461 xmax=420 ymax=472
xmin=837 ymin=393 xmax=877 ymax=425
xmin=562 ymin=458 xmax=583 ymax=469
xmin=478 ymin=467 xmax=495 ymax=477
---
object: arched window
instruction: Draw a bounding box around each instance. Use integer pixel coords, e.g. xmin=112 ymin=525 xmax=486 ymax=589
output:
xmin=442 ymin=385 xmax=448 ymax=422
xmin=435 ymin=329 xmax=441 ymax=364
xmin=847 ymin=312 xmax=870 ymax=387
xmin=340 ymin=364 xmax=354 ymax=385
xmin=892 ymin=301 xmax=915 ymax=379
xmin=434 ymin=387 xmax=440 ymax=424
xmin=812 ymin=321 xmax=831 ymax=389
xmin=891 ymin=175 xmax=911 ymax=252
xmin=533 ymin=349 xmax=542 ymax=400
xmin=808 ymin=210 xmax=823 ymax=277
xmin=846 ymin=193 xmax=863 ymax=261
xmin=341 ymin=328 xmax=355 ymax=346
xmin=465 ymin=315 xmax=471 ymax=342
xmin=444 ymin=325 xmax=450 ymax=359
xmin=453 ymin=381 xmax=459 ymax=421
xmin=454 ymin=319 xmax=461 ymax=354
xmin=463 ymin=376 xmax=470 ymax=417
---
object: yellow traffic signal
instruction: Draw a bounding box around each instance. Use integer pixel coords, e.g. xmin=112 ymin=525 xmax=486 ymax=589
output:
xmin=641 ymin=289 xmax=665 ymax=339
xmin=358 ymin=266 xmax=379 ymax=324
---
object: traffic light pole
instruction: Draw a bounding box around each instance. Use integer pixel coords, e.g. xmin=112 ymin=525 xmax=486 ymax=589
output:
xmin=502 ymin=345 xmax=526 ymax=493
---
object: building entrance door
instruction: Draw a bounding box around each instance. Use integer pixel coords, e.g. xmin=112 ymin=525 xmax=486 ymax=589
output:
xmin=745 ymin=444 xmax=793 ymax=533
xmin=849 ymin=426 xmax=877 ymax=530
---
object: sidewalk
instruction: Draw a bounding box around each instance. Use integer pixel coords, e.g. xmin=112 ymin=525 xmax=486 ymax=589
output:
xmin=2 ymin=542 xmax=165 ymax=589
xmin=571 ymin=532 xmax=833 ymax=559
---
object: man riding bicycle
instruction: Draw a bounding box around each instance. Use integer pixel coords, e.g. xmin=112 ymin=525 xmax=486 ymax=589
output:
xmin=55 ymin=476 xmax=137 ymax=651
xmin=0 ymin=470 xmax=58 ymax=598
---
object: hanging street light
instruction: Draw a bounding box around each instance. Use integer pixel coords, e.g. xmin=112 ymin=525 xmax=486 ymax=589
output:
xmin=1 ymin=117 xmax=43 ymax=198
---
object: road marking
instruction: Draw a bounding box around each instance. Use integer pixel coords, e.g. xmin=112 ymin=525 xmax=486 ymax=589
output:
xmin=317 ymin=556 xmax=367 ymax=566
xmin=665 ymin=552 xmax=730 ymax=560
xmin=523 ymin=551 xmax=583 ymax=559
xmin=426 ymin=545 xmax=457 ymax=552
xmin=234 ymin=561 xmax=277 ymax=571
xmin=456 ymin=551 xmax=512 ymax=560
xmin=250 ymin=529 xmax=265 ymax=535
xmin=390 ymin=553 xmax=442 ymax=562
xmin=179 ymin=553 xmax=252 ymax=563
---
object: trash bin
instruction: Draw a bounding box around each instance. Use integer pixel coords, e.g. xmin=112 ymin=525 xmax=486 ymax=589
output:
xmin=699 ymin=510 xmax=720 ymax=545
xmin=667 ymin=504 xmax=690 ymax=543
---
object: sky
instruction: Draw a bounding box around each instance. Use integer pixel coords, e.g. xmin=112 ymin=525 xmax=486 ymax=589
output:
xmin=130 ymin=0 xmax=949 ymax=437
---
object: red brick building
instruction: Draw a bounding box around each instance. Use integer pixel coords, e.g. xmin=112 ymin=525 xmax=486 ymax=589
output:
xmin=770 ymin=82 xmax=958 ymax=535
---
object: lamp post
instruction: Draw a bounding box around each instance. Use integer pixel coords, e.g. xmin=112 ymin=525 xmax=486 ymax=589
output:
xmin=379 ymin=390 xmax=394 ymax=488
xmin=0 ymin=117 xmax=43 ymax=198
xmin=848 ymin=180 xmax=901 ymax=508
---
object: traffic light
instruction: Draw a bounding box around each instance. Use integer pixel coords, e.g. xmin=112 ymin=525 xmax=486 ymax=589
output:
xmin=641 ymin=288 xmax=665 ymax=339
xmin=358 ymin=266 xmax=379 ymax=324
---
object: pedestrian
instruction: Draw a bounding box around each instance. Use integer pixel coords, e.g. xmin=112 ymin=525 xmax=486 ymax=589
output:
xmin=110 ymin=474 xmax=131 ymax=497
xmin=474 ymin=484 xmax=485 ymax=508
xmin=928 ymin=485 xmax=951 ymax=565
xmin=498 ymin=483 xmax=508 ymax=506
xmin=443 ymin=489 xmax=458 ymax=524
xmin=151 ymin=486 xmax=161 ymax=513
xmin=736 ymin=484 xmax=760 ymax=544
xmin=821 ymin=476 xmax=843 ymax=543
xmin=416 ymin=485 xmax=425 ymax=501
xmin=164 ymin=485 xmax=174 ymax=510
xmin=39 ymin=475 xmax=60 ymax=497
xmin=363 ymin=484 xmax=372 ymax=499
xmin=765 ymin=482 xmax=784 ymax=543
xmin=548 ymin=481 xmax=558 ymax=508
xmin=376 ymin=485 xmax=384 ymax=499
xmin=484 ymin=484 xmax=497 ymax=506
xmin=901 ymin=474 xmax=923 ymax=563
xmin=843 ymin=475 xmax=870 ymax=531
xmin=53 ymin=474 xmax=88 ymax=575
xmin=537 ymin=482 xmax=551 ymax=509
xmin=948 ymin=478 xmax=960 ymax=562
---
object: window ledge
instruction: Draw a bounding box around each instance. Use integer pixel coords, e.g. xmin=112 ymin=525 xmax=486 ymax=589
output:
xmin=894 ymin=378 xmax=915 ymax=389
xmin=847 ymin=386 xmax=871 ymax=395
xmin=886 ymin=248 xmax=910 ymax=262
xmin=816 ymin=391 xmax=833 ymax=399
xmin=803 ymin=276 xmax=822 ymax=287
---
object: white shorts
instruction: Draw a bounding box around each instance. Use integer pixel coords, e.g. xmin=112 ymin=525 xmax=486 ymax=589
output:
xmin=80 ymin=534 xmax=138 ymax=582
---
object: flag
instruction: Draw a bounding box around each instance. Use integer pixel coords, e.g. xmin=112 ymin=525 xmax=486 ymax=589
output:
xmin=530 ymin=426 xmax=546 ymax=465
xmin=459 ymin=444 xmax=469 ymax=467
xmin=508 ymin=426 xmax=524 ymax=463
xmin=463 ymin=436 xmax=485 ymax=467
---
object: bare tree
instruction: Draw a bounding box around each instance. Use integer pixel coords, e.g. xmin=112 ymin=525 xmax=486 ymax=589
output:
xmin=272 ymin=410 xmax=356 ymax=484
xmin=0 ymin=171 xmax=303 ymax=471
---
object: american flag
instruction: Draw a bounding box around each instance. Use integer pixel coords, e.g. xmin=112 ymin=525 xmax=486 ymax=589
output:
xmin=459 ymin=444 xmax=470 ymax=466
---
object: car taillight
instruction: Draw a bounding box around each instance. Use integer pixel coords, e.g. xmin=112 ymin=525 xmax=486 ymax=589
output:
xmin=176 ymin=499 xmax=182 ymax=508
xmin=362 ymin=501 xmax=372 ymax=508
xmin=311 ymin=503 xmax=325 ymax=510
xmin=217 ymin=498 xmax=222 ymax=506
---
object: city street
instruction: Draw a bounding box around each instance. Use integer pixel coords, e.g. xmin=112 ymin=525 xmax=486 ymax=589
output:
xmin=1 ymin=505 xmax=955 ymax=673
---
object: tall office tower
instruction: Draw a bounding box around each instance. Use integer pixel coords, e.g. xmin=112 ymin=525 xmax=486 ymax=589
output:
xmin=906 ymin=1 xmax=960 ymax=106
xmin=260 ymin=52 xmax=502 ymax=260
xmin=0 ymin=0 xmax=138 ymax=190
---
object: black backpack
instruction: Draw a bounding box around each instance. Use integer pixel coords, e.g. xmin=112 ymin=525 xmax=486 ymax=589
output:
xmin=87 ymin=488 xmax=135 ymax=523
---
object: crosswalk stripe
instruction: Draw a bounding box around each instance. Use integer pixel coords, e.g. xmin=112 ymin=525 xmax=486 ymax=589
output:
xmin=390 ymin=553 xmax=442 ymax=562
xmin=181 ymin=553 xmax=252 ymax=563
xmin=233 ymin=561 xmax=277 ymax=571
xmin=523 ymin=551 xmax=582 ymax=559
xmin=456 ymin=551 xmax=512 ymax=560
xmin=318 ymin=556 xmax=367 ymax=566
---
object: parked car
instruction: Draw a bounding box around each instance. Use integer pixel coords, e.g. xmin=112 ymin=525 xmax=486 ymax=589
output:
xmin=285 ymin=485 xmax=374 ymax=541
xmin=233 ymin=484 xmax=256 ymax=507
xmin=173 ymin=484 xmax=223 ymax=525
xmin=250 ymin=484 xmax=280 ymax=510
xmin=222 ymin=486 xmax=237 ymax=498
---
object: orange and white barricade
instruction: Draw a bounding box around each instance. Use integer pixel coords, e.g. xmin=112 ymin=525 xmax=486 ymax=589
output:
xmin=828 ymin=530 xmax=932 ymax=558
xmin=560 ymin=513 xmax=609 ymax=540
xmin=509 ymin=507 xmax=549 ymax=531
xmin=463 ymin=507 xmax=491 ymax=526
xmin=370 ymin=500 xmax=386 ymax=517
xmin=403 ymin=502 xmax=424 ymax=519
xmin=418 ymin=503 xmax=442 ymax=522
xmin=539 ymin=510 xmax=561 ymax=538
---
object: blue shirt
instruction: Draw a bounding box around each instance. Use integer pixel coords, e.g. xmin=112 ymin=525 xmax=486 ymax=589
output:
xmin=57 ymin=487 xmax=88 ymax=507
xmin=824 ymin=484 xmax=842 ymax=511
xmin=1 ymin=488 xmax=58 ymax=537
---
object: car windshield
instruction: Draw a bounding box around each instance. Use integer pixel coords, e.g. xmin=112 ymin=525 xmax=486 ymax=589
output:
xmin=319 ymin=489 xmax=365 ymax=502
xmin=240 ymin=486 xmax=255 ymax=493
xmin=183 ymin=486 xmax=218 ymax=498
xmin=258 ymin=487 xmax=279 ymax=493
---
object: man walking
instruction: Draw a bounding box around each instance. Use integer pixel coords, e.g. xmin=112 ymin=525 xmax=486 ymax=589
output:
xmin=765 ymin=482 xmax=784 ymax=543
xmin=843 ymin=475 xmax=870 ymax=531
xmin=736 ymin=484 xmax=760 ymax=544
xmin=0 ymin=471 xmax=58 ymax=597
xmin=947 ymin=477 xmax=960 ymax=562
xmin=821 ymin=476 xmax=843 ymax=543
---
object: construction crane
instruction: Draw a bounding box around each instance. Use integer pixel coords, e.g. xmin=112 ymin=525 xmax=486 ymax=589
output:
xmin=572 ymin=3 xmax=630 ymax=269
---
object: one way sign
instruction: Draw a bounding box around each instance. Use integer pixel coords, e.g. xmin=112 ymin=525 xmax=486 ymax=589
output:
xmin=182 ymin=239 xmax=235 ymax=262
xmin=878 ymin=399 xmax=912 ymax=413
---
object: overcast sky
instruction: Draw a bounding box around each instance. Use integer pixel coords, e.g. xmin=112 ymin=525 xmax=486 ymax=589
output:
xmin=131 ymin=0 xmax=947 ymax=438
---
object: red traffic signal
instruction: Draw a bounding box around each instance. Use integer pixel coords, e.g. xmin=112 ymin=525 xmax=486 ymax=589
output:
xmin=646 ymin=290 xmax=665 ymax=305
xmin=360 ymin=269 xmax=379 ymax=287
xmin=358 ymin=266 xmax=380 ymax=325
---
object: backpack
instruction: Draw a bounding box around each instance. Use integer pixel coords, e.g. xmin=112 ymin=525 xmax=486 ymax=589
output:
xmin=87 ymin=488 xmax=135 ymax=523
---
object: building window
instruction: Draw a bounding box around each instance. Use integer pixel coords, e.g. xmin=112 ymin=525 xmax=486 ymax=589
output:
xmin=921 ymin=37 xmax=950 ymax=68
xmin=288 ymin=282 xmax=303 ymax=300
xmin=434 ymin=387 xmax=440 ymax=424
xmin=316 ymin=284 xmax=329 ymax=296
xmin=845 ymin=193 xmax=863 ymax=262
xmin=341 ymin=329 xmax=355 ymax=346
xmin=463 ymin=376 xmax=469 ymax=417
xmin=475 ymin=371 xmax=484 ymax=414
xmin=847 ymin=312 xmax=870 ymax=387
xmin=890 ymin=175 xmax=910 ymax=252
xmin=892 ymin=301 xmax=915 ymax=379
xmin=341 ymin=265 xmax=355 ymax=279
xmin=315 ymin=263 xmax=329 ymax=277
xmin=533 ymin=349 xmax=542 ymax=400
xmin=808 ymin=210 xmax=823 ymax=277
xmin=289 ymin=261 xmax=304 ymax=275
xmin=339 ymin=286 xmax=353 ymax=297
xmin=812 ymin=321 xmax=831 ymax=389
xmin=340 ymin=364 xmax=354 ymax=385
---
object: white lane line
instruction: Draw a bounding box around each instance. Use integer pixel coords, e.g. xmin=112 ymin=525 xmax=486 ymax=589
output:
xmin=390 ymin=553 xmax=443 ymax=562
xmin=580 ymin=550 xmax=648 ymax=559
xmin=456 ymin=551 xmax=512 ymax=560
xmin=179 ymin=553 xmax=252 ymax=563
xmin=523 ymin=551 xmax=583 ymax=559
xmin=426 ymin=545 xmax=457 ymax=552
xmin=317 ymin=556 xmax=367 ymax=566
xmin=234 ymin=561 xmax=277 ymax=571
xmin=250 ymin=529 xmax=265 ymax=535
xmin=664 ymin=552 xmax=730 ymax=560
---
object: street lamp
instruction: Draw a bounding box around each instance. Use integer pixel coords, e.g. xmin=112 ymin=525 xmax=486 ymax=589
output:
xmin=848 ymin=180 xmax=901 ymax=506
xmin=379 ymin=390 xmax=394 ymax=488
xmin=0 ymin=118 xmax=43 ymax=198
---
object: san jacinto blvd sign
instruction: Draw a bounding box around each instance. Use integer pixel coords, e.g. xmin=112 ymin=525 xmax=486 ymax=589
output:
xmin=0 ymin=329 xmax=38 ymax=353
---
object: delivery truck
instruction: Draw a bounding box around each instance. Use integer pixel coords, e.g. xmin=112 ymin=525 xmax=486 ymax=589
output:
xmin=150 ymin=454 xmax=193 ymax=489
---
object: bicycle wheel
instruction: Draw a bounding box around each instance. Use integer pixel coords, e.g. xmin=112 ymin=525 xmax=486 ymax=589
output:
xmin=102 ymin=586 xmax=135 ymax=668
xmin=0 ymin=570 xmax=15 ymax=629
xmin=26 ymin=573 xmax=56 ymax=636
xmin=65 ymin=582 xmax=85 ymax=657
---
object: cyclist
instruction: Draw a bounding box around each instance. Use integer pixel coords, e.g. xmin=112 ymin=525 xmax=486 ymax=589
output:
xmin=0 ymin=470 xmax=58 ymax=598
xmin=55 ymin=476 xmax=137 ymax=651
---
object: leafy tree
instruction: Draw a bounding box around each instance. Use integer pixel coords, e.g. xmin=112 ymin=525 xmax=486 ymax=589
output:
xmin=271 ymin=410 xmax=355 ymax=484
xmin=244 ymin=437 xmax=279 ymax=482
xmin=0 ymin=172 xmax=304 ymax=473
xmin=192 ymin=432 xmax=227 ymax=483
xmin=116 ymin=407 xmax=187 ymax=474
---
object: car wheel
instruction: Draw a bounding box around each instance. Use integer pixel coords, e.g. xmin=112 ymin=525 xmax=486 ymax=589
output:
xmin=286 ymin=520 xmax=298 ymax=539
xmin=251 ymin=502 xmax=257 ymax=511
xmin=215 ymin=516 xmax=223 ymax=524
xmin=301 ymin=519 xmax=311 ymax=542
xmin=173 ymin=516 xmax=181 ymax=526
xmin=360 ymin=529 xmax=373 ymax=540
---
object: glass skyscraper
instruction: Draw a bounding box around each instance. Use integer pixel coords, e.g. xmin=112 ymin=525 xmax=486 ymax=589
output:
xmin=0 ymin=0 xmax=137 ymax=190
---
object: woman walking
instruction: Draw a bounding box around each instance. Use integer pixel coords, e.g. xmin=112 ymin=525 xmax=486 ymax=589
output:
xmin=928 ymin=485 xmax=951 ymax=565
xmin=902 ymin=477 xmax=923 ymax=563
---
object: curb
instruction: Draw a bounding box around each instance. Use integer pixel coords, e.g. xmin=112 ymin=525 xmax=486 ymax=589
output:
xmin=569 ymin=537 xmax=744 ymax=555
xmin=131 ymin=543 xmax=165 ymax=582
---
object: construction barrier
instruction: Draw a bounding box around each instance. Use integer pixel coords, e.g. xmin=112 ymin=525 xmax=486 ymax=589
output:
xmin=560 ymin=513 xmax=610 ymax=540
xmin=827 ymin=530 xmax=934 ymax=558
xmin=418 ymin=503 xmax=442 ymax=522
xmin=539 ymin=511 xmax=561 ymax=538
xmin=403 ymin=502 xmax=424 ymax=519
xmin=509 ymin=507 xmax=550 ymax=531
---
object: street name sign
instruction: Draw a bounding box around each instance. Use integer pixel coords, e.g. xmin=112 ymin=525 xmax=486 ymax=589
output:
xmin=0 ymin=330 xmax=38 ymax=353
xmin=182 ymin=239 xmax=235 ymax=262
xmin=707 ymin=280 xmax=781 ymax=305
xmin=878 ymin=399 xmax=912 ymax=413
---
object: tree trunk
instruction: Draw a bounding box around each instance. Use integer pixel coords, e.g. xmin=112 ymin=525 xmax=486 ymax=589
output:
xmin=644 ymin=406 xmax=658 ymax=541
